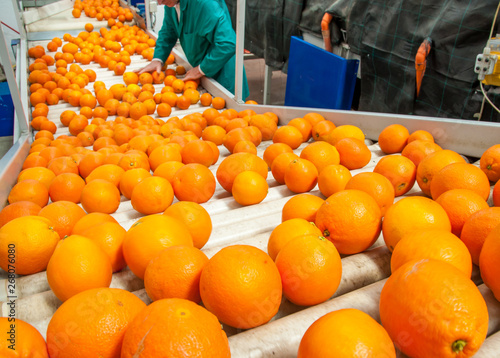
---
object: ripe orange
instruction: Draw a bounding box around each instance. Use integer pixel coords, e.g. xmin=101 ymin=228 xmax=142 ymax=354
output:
xmin=281 ymin=194 xmax=324 ymax=223
xmin=200 ymin=245 xmax=282 ymax=329
xmin=46 ymin=288 xmax=146 ymax=358
xmin=211 ymin=96 xmax=225 ymax=110
xmin=164 ymin=201 xmax=212 ymax=249
xmin=47 ymin=234 xmax=112 ymax=302
xmin=144 ymin=246 xmax=208 ymax=302
xmin=460 ymin=207 xmax=500 ymax=265
xmin=263 ymin=142 xmax=293 ymax=169
xmin=494 ymin=179 xmax=500 ymax=206
xmin=345 ymin=172 xmax=395 ymax=216
xmin=248 ymin=114 xmax=277 ymax=141
xmin=131 ymin=176 xmax=174 ymax=214
xmin=382 ymin=196 xmax=451 ymax=251
xmin=233 ymin=139 xmax=257 ymax=154
xmin=379 ymin=259 xmax=488 ymax=358
xmin=72 ymin=212 xmax=118 ymax=235
xmin=391 ymin=230 xmax=472 ymax=277
xmin=17 ymin=166 xmax=56 ymax=189
xmin=8 ymin=179 xmax=49 ymax=207
xmin=401 ymin=139 xmax=442 ymax=167
xmin=121 ymin=298 xmax=230 ymax=357
xmin=270 ymin=152 xmax=298 ymax=185
xmin=311 ymin=120 xmax=336 ymax=142
xmin=216 ymin=152 xmax=268 ymax=192
xmin=317 ymin=164 xmax=351 ymax=198
xmin=180 ymin=139 xmax=214 ymax=167
xmin=288 ymin=117 xmax=313 ymax=142
xmin=284 ymin=158 xmax=318 ymax=193
xmin=153 ymin=161 xmax=185 ymax=184
xmin=373 ymin=154 xmax=417 ymax=196
xmin=118 ymin=168 xmax=151 ymax=199
xmin=0 ymin=201 xmax=41 ymax=228
xmin=408 ymin=129 xmax=434 ymax=143
xmin=172 ymin=163 xmax=216 ymax=203
xmin=273 ymin=125 xmax=304 ymax=149
xmin=416 ymin=149 xmax=466 ymax=196
xmin=480 ymin=144 xmax=500 ymax=182
xmin=299 ymin=141 xmax=340 ymax=173
xmin=80 ymin=179 xmax=121 ymax=214
xmin=298 ymin=309 xmax=396 ymax=358
xmin=315 ymin=190 xmax=382 ymax=254
xmin=232 ymin=170 xmax=269 ymax=206
xmin=123 ymin=214 xmax=193 ymax=279
xmin=267 ymin=218 xmax=322 ymax=260
xmin=479 ymin=224 xmax=500 ymax=301
xmin=79 ymin=222 xmax=127 ymax=272
xmin=200 ymin=92 xmax=212 ymax=106
xmin=435 ymin=189 xmax=489 ymax=237
xmin=38 ymin=201 xmax=87 ymax=239
xmin=201 ymin=125 xmax=226 ymax=145
xmin=377 ymin=124 xmax=409 ymax=154
xmin=325 ymin=124 xmax=365 ymax=145
xmin=0 ymin=216 xmax=59 ymax=275
xmin=79 ymin=151 xmax=106 ymax=179
xmin=0 ymin=317 xmax=48 ymax=357
xmin=430 ymin=162 xmax=490 ymax=200
xmin=86 ymin=164 xmax=125 ymax=187
xmin=276 ymin=235 xmax=342 ymax=306
xmin=335 ymin=137 xmax=371 ymax=170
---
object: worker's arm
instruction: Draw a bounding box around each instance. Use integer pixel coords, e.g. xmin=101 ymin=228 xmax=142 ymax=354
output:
xmin=197 ymin=6 xmax=236 ymax=78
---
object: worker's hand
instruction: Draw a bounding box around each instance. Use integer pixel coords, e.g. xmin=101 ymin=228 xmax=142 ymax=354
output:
xmin=183 ymin=66 xmax=204 ymax=82
xmin=134 ymin=60 xmax=162 ymax=74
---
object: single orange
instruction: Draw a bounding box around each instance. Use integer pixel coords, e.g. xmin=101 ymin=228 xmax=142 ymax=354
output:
xmin=401 ymin=139 xmax=442 ymax=167
xmin=311 ymin=120 xmax=336 ymax=142
xmin=408 ymin=129 xmax=434 ymax=143
xmin=153 ymin=161 xmax=185 ymax=185
xmin=38 ymin=201 xmax=86 ymax=239
xmin=248 ymin=114 xmax=277 ymax=141
xmin=378 ymin=124 xmax=409 ymax=154
xmin=263 ymin=142 xmax=293 ymax=169
xmin=80 ymin=179 xmax=121 ymax=214
xmin=480 ymin=224 xmax=500 ymax=301
xmin=325 ymin=124 xmax=365 ymax=146
xmin=0 ymin=201 xmax=41 ymax=228
xmin=131 ymin=176 xmax=174 ymax=215
xmin=480 ymin=144 xmax=500 ymax=182
xmin=281 ymin=194 xmax=324 ymax=223
xmin=232 ymin=170 xmax=269 ymax=206
xmin=8 ymin=179 xmax=49 ymax=207
xmin=216 ymin=152 xmax=268 ymax=193
xmin=172 ymin=163 xmax=216 ymax=203
xmin=119 ymin=168 xmax=151 ymax=199
xmin=284 ymin=158 xmax=318 ymax=194
xmin=273 ymin=125 xmax=304 ymax=149
xmin=345 ymin=172 xmax=395 ymax=216
xmin=72 ymin=212 xmax=118 ymax=235
xmin=373 ymin=154 xmax=417 ymax=196
xmin=299 ymin=141 xmax=340 ymax=173
xmin=317 ymin=164 xmax=352 ymax=198
xmin=335 ymin=137 xmax=371 ymax=170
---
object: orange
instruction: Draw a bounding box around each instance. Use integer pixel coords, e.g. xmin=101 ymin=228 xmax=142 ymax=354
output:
xmin=86 ymin=164 xmax=125 ymax=187
xmin=311 ymin=120 xmax=336 ymax=142
xmin=317 ymin=163 xmax=352 ymax=197
xmin=248 ymin=114 xmax=277 ymax=141
xmin=164 ymin=201 xmax=212 ymax=249
xmin=479 ymin=224 xmax=500 ymax=301
xmin=123 ymin=214 xmax=193 ymax=279
xmin=180 ymin=139 xmax=214 ymax=166
xmin=284 ymin=158 xmax=318 ymax=193
xmin=408 ymin=129 xmax=434 ymax=143
xmin=46 ymin=288 xmax=146 ymax=358
xmin=118 ymin=151 xmax=151 ymax=172
xmin=72 ymin=212 xmax=118 ymax=235
xmin=200 ymin=92 xmax=213 ymax=106
xmin=144 ymin=246 xmax=209 ymax=302
xmin=131 ymin=176 xmax=174 ymax=214
xmin=382 ymin=196 xmax=451 ymax=251
xmin=276 ymin=234 xmax=342 ymax=306
xmin=138 ymin=72 xmax=153 ymax=85
xmin=211 ymin=96 xmax=225 ymax=110
xmin=288 ymin=117 xmax=313 ymax=142
xmin=435 ymin=189 xmax=489 ymax=237
xmin=299 ymin=141 xmax=340 ymax=173
xmin=302 ymin=112 xmax=324 ymax=127
xmin=8 ymin=179 xmax=49 ymax=207
xmin=263 ymin=142 xmax=293 ymax=169
xmin=47 ymin=156 xmax=79 ymax=176
xmin=379 ymin=259 xmax=488 ymax=358
xmin=232 ymin=139 xmax=257 ymax=154
xmin=78 ymin=151 xmax=106 ymax=179
xmin=430 ymin=162 xmax=490 ymax=201
xmin=17 ymin=166 xmax=56 ymax=189
xmin=494 ymin=179 xmax=500 ymax=206
xmin=0 ymin=216 xmax=59 ymax=275
xmin=119 ymin=167 xmax=151 ymax=199
xmin=0 ymin=317 xmax=48 ymax=357
xmin=201 ymin=125 xmax=226 ymax=145
xmin=335 ymin=137 xmax=371 ymax=170
xmin=272 ymin=125 xmax=303 ymax=149
xmin=0 ymin=201 xmax=41 ymax=228
xmin=172 ymin=163 xmax=216 ymax=203
xmin=47 ymin=234 xmax=112 ymax=302
xmin=222 ymin=127 xmax=253 ymax=153
xmin=216 ymin=152 xmax=268 ymax=192
xmin=325 ymin=124 xmax=365 ymax=145
xmin=298 ymin=309 xmax=396 ymax=358
xmin=281 ymin=194 xmax=324 ymax=223
xmin=460 ymin=207 xmax=500 ymax=265
xmin=416 ymin=149 xmax=466 ymax=196
xmin=39 ymin=201 xmax=86 ymax=239
xmin=270 ymin=152 xmax=299 ymax=185
xmin=80 ymin=222 xmax=127 ymax=272
xmin=377 ymin=124 xmax=409 ymax=154
xmin=153 ymin=161 xmax=185 ymax=184
xmin=345 ymin=172 xmax=395 ymax=216
xmin=401 ymin=139 xmax=442 ymax=167
xmin=122 ymin=71 xmax=139 ymax=85
xmin=315 ymin=190 xmax=382 ymax=254
xmin=80 ymin=179 xmax=121 ymax=214
xmin=199 ymin=245 xmax=282 ymax=329
xmin=267 ymin=218 xmax=322 ymax=260
xmin=225 ymin=117 xmax=248 ymax=132
xmin=373 ymin=154 xmax=417 ymax=196
xmin=22 ymin=153 xmax=48 ymax=169
xmin=480 ymin=144 xmax=500 ymax=182
xmin=232 ymin=170 xmax=269 ymax=206
xmin=391 ymin=230 xmax=472 ymax=277
xmin=121 ymin=298 xmax=230 ymax=357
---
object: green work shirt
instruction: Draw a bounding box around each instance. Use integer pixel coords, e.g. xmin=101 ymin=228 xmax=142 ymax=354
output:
xmin=154 ymin=0 xmax=250 ymax=99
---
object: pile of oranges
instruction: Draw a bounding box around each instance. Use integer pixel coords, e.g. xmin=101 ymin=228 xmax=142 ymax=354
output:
xmin=1 ymin=6 xmax=500 ymax=356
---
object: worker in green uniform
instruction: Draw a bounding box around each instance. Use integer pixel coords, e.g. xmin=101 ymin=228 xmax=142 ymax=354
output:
xmin=136 ymin=0 xmax=250 ymax=100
